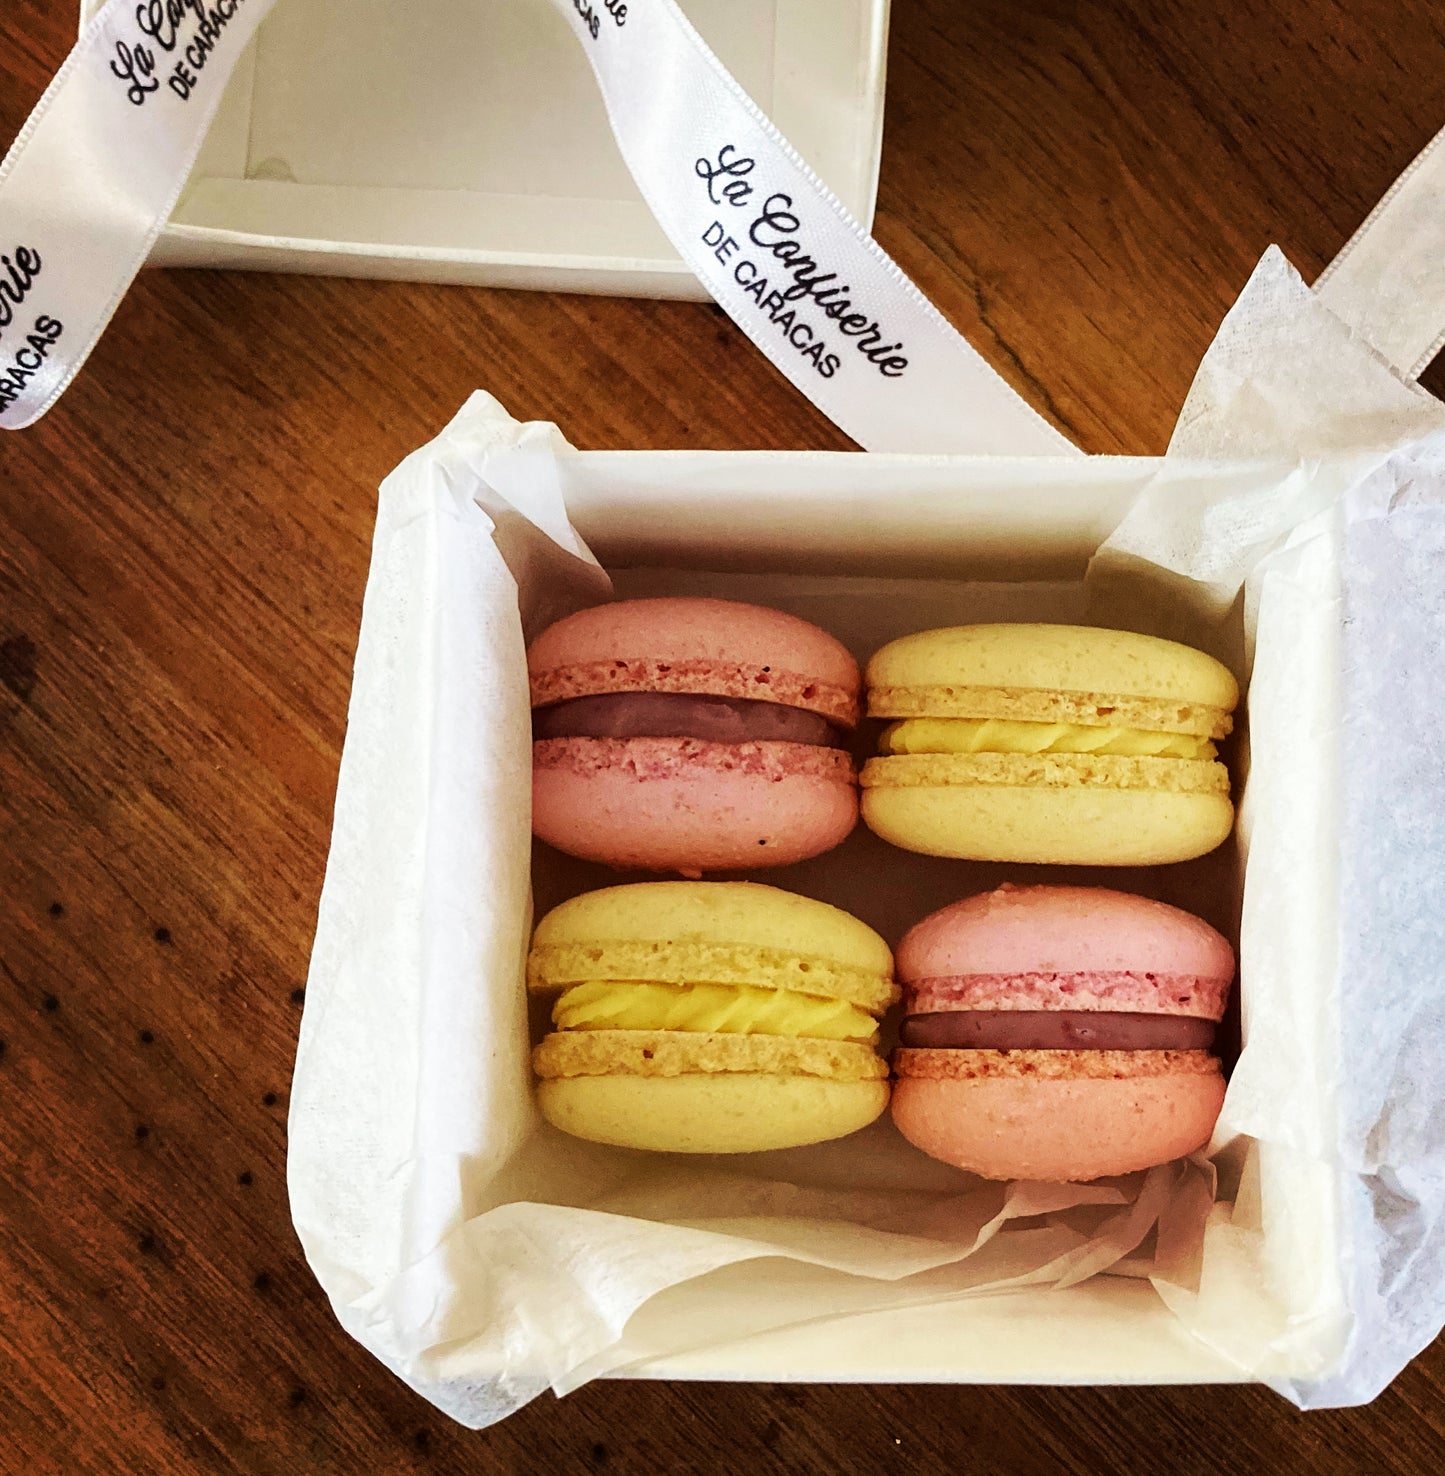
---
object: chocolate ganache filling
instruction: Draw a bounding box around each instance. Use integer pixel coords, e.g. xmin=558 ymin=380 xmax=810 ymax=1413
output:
xmin=533 ymin=692 xmax=844 ymax=746
xmin=899 ymin=1011 xmax=1218 ymax=1051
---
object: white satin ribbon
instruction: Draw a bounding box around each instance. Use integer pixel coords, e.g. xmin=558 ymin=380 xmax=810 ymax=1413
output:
xmin=0 ymin=0 xmax=281 ymax=429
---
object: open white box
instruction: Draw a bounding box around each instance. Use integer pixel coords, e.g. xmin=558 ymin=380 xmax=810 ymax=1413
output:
xmin=292 ymin=396 xmax=1362 ymax=1415
xmin=541 ymin=447 xmax=1345 ymax=1388
xmin=79 ymin=0 xmax=888 ymax=297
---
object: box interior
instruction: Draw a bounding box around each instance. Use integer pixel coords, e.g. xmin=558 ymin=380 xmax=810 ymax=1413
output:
xmin=511 ymin=452 xmax=1341 ymax=1385
xmin=85 ymin=0 xmax=884 ymax=278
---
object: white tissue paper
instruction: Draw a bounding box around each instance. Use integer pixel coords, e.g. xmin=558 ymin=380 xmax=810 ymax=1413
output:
xmin=288 ymin=247 xmax=1445 ymax=1423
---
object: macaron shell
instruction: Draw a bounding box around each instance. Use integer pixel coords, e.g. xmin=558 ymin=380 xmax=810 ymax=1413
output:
xmin=898 ymin=884 xmax=1236 ymax=989
xmin=538 ymin=1074 xmax=890 ymax=1152
xmin=532 ymin=878 xmax=893 ymax=978
xmin=529 ymin=597 xmax=861 ymax=725
xmin=866 ymin=624 xmax=1239 ymax=712
xmin=529 ymin=879 xmax=897 ymax=1011
xmin=891 ymin=1070 xmax=1226 ymax=1181
xmin=533 ymin=737 xmax=858 ymax=871
xmin=861 ymin=782 xmax=1235 ymax=865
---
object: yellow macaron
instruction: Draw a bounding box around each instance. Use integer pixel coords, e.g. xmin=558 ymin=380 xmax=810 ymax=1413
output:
xmin=860 ymin=624 xmax=1238 ymax=865
xmin=528 ymin=881 xmax=896 ymax=1152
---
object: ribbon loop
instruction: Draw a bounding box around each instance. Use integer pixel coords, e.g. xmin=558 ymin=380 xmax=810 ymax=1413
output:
xmin=0 ymin=0 xmax=282 ymax=429
xmin=1316 ymin=125 xmax=1445 ymax=382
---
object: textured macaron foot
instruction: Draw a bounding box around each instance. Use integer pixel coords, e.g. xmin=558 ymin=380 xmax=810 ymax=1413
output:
xmin=538 ymin=1074 xmax=890 ymax=1153
xmin=861 ymin=624 xmax=1239 ymax=864
xmin=528 ymin=598 xmax=863 ymax=872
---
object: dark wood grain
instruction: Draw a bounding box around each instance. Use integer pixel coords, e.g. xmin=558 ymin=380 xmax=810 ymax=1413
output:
xmin=4 ymin=1 xmax=1445 ymax=1471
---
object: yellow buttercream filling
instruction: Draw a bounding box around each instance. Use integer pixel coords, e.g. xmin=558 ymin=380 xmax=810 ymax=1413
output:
xmin=553 ymin=980 xmax=878 ymax=1043
xmin=878 ymin=718 xmax=1217 ymax=761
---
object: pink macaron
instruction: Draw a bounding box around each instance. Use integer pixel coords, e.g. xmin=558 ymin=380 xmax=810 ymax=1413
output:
xmin=528 ymin=597 xmax=861 ymax=872
xmin=890 ymin=884 xmax=1234 ymax=1181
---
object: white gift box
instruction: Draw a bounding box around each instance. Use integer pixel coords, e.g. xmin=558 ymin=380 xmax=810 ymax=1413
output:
xmin=77 ymin=0 xmax=888 ymax=297
xmin=288 ymin=393 xmax=1326 ymax=1408
xmin=290 ymin=253 xmax=1445 ymax=1417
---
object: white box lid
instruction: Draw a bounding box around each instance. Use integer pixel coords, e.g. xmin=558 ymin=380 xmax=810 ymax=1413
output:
xmin=80 ymin=0 xmax=890 ymax=299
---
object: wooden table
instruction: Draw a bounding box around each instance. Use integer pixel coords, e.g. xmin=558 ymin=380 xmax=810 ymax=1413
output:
xmin=4 ymin=1 xmax=1445 ymax=1469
